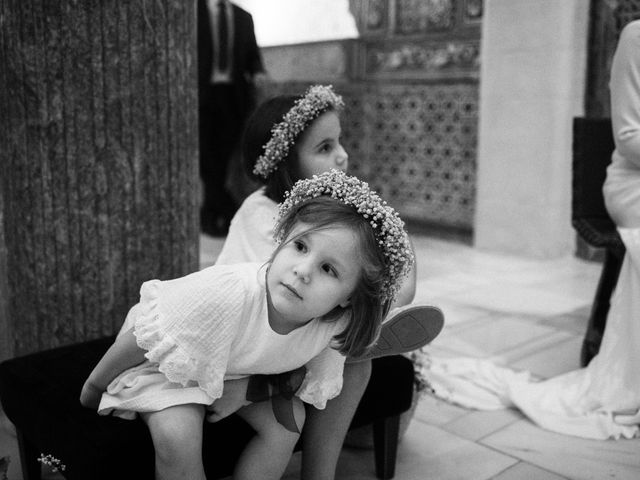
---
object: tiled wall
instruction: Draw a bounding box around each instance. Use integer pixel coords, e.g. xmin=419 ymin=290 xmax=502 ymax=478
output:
xmin=265 ymin=81 xmax=478 ymax=232
xmin=261 ymin=0 xmax=481 ymax=235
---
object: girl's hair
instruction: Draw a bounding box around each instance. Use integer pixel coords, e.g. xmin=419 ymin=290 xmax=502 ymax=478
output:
xmin=241 ymin=95 xmax=338 ymax=203
xmin=271 ymin=196 xmax=391 ymax=358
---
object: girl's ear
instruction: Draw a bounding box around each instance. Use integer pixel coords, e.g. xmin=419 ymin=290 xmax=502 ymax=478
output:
xmin=339 ymin=297 xmax=351 ymax=308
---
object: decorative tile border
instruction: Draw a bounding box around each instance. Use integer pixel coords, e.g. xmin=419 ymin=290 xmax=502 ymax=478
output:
xmin=395 ymin=0 xmax=456 ymax=33
xmin=360 ymin=40 xmax=480 ymax=80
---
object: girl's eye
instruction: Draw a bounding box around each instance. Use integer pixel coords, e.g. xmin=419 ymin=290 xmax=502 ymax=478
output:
xmin=294 ymin=240 xmax=306 ymax=252
xmin=322 ymin=264 xmax=337 ymax=277
xmin=319 ymin=143 xmax=331 ymax=153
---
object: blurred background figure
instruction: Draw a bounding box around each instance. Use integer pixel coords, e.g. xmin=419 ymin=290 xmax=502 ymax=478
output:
xmin=198 ymin=0 xmax=266 ymax=236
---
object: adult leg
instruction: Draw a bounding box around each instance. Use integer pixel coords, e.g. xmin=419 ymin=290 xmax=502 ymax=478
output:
xmin=141 ymin=404 xmax=206 ymax=480
xmin=200 ymin=85 xmax=241 ymax=234
xmin=301 ymin=360 xmax=372 ymax=480
xmin=234 ymin=399 xmax=306 ymax=480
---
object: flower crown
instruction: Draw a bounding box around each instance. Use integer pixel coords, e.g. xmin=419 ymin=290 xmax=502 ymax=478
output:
xmin=253 ymin=85 xmax=345 ymax=179
xmin=276 ymin=170 xmax=414 ymax=303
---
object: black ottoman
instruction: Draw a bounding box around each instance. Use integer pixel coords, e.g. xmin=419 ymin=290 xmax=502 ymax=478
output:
xmin=0 ymin=337 xmax=414 ymax=479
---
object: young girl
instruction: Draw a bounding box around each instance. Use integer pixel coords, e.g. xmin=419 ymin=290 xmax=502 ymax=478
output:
xmin=80 ymin=170 xmax=415 ymax=480
xmin=218 ymin=84 xmax=441 ymax=355
xmin=212 ymin=85 xmax=443 ymax=479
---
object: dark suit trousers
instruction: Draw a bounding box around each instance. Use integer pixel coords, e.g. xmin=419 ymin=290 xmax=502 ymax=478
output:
xmin=199 ymin=83 xmax=244 ymax=229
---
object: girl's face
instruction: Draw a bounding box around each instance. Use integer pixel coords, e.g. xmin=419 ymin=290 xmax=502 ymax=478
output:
xmin=267 ymin=223 xmax=360 ymax=330
xmin=295 ymin=111 xmax=349 ymax=179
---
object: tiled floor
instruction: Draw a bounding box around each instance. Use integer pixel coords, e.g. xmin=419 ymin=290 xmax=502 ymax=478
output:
xmin=2 ymin=233 xmax=639 ymax=479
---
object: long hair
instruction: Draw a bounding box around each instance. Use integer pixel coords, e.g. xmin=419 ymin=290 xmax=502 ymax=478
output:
xmin=272 ymin=196 xmax=391 ymax=358
xmin=241 ymin=94 xmax=338 ymax=203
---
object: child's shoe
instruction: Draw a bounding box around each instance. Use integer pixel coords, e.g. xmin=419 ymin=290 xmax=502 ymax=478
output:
xmin=351 ymin=304 xmax=444 ymax=362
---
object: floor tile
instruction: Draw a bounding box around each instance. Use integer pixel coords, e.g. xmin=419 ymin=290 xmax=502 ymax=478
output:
xmin=441 ymin=408 xmax=524 ymax=441
xmin=392 ymin=420 xmax=518 ymax=480
xmin=199 ymin=234 xmax=225 ymax=268
xmin=413 ymin=393 xmax=470 ymax=426
xmin=481 ymin=420 xmax=640 ymax=480
xmin=416 ymin=272 xmax=496 ymax=299
xmin=417 ymin=297 xmax=495 ymax=328
xmin=508 ymin=335 xmax=583 ymax=379
xmin=491 ymin=462 xmax=569 ymax=480
xmin=432 ymin=315 xmax=567 ymax=358
xmin=538 ymin=309 xmax=591 ymax=335
xmin=289 ymin=415 xmax=520 ymax=480
xmin=444 ymin=283 xmax=591 ymax=317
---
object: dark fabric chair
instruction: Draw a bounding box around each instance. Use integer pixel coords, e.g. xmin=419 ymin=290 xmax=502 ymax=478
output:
xmin=0 ymin=336 xmax=414 ymax=480
xmin=572 ymin=117 xmax=626 ymax=366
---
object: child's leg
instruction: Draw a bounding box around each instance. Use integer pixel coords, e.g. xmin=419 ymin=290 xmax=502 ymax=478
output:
xmin=233 ymin=398 xmax=306 ymax=480
xmin=301 ymin=360 xmax=371 ymax=480
xmin=141 ymin=404 xmax=206 ymax=480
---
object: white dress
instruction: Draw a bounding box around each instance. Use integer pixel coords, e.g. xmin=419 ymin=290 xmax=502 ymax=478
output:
xmin=215 ymin=187 xmax=350 ymax=401
xmin=216 ymin=187 xmax=279 ymax=265
xmin=421 ymin=22 xmax=640 ymax=440
xmin=98 ymin=262 xmax=347 ymax=419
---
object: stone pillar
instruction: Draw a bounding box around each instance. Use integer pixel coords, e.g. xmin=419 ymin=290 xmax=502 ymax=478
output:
xmin=0 ymin=0 xmax=199 ymax=358
xmin=473 ymin=0 xmax=590 ymax=258
xmin=0 ymin=198 xmax=10 ymax=362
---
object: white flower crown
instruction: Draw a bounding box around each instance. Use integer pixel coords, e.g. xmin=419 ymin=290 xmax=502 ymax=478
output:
xmin=253 ymin=85 xmax=345 ymax=179
xmin=276 ymin=170 xmax=414 ymax=303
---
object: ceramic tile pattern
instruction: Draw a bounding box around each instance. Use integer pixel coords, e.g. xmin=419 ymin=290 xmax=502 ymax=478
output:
xmin=2 ymin=234 xmax=640 ymax=480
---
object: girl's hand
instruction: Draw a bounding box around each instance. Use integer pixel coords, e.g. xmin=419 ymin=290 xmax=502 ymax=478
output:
xmin=79 ymin=381 xmax=103 ymax=410
xmin=206 ymin=377 xmax=251 ymax=423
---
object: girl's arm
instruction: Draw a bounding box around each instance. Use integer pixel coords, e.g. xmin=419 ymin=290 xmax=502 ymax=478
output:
xmin=79 ymin=327 xmax=147 ymax=409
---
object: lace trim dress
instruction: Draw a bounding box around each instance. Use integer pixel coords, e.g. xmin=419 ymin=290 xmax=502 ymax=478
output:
xmin=214 ymin=187 xmax=351 ymax=405
xmin=98 ymin=262 xmax=347 ymax=419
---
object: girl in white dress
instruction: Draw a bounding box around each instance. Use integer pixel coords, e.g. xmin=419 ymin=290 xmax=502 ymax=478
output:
xmin=214 ymin=85 xmax=444 ymax=478
xmin=80 ymin=170 xmax=415 ymax=480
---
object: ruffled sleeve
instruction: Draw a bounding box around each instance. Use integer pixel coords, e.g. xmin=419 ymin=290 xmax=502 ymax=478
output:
xmin=297 ymin=346 xmax=346 ymax=409
xmin=133 ymin=264 xmax=255 ymax=400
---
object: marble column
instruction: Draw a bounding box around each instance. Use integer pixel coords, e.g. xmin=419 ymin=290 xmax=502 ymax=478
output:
xmin=474 ymin=0 xmax=590 ymax=258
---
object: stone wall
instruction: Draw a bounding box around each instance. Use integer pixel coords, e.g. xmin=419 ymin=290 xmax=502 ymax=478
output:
xmin=0 ymin=0 xmax=199 ymax=358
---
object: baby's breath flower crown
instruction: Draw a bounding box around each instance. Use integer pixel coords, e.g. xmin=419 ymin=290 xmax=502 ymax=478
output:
xmin=253 ymin=85 xmax=345 ymax=179
xmin=277 ymin=170 xmax=414 ymax=302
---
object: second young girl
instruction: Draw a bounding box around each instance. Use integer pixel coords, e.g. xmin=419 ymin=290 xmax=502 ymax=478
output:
xmin=217 ymin=85 xmax=443 ymax=357
xmin=80 ymin=170 xmax=415 ymax=480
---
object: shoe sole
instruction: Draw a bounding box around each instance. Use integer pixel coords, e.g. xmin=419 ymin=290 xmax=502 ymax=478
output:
xmin=356 ymin=305 xmax=445 ymax=361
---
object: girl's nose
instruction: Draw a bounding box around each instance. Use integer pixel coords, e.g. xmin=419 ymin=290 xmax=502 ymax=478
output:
xmin=335 ymin=144 xmax=349 ymax=168
xmin=293 ymin=263 xmax=310 ymax=283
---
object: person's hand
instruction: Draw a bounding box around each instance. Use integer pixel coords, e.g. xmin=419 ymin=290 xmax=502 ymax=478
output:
xmin=79 ymin=380 xmax=103 ymax=410
xmin=613 ymin=409 xmax=640 ymax=426
xmin=206 ymin=377 xmax=251 ymax=423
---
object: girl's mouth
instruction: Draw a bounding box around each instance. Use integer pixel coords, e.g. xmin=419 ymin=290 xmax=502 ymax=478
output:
xmin=282 ymin=283 xmax=303 ymax=300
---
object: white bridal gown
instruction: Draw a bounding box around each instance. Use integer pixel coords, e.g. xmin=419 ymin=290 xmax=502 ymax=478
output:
xmin=423 ymin=21 xmax=640 ymax=440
